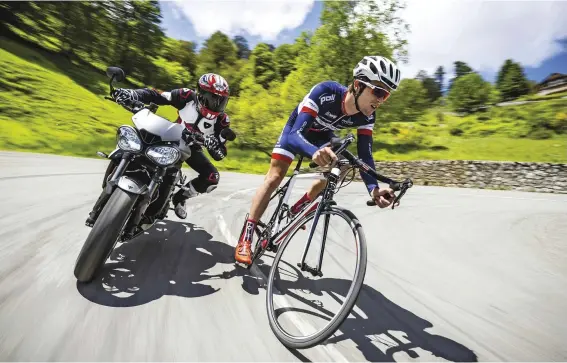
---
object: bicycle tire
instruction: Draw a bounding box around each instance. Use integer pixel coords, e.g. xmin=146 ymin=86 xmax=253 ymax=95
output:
xmin=265 ymin=205 xmax=367 ymax=349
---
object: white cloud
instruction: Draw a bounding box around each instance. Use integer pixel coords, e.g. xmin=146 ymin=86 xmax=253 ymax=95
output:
xmin=397 ymin=0 xmax=567 ymax=82
xmin=171 ymin=6 xmax=181 ymax=20
xmin=170 ymin=0 xmax=315 ymax=41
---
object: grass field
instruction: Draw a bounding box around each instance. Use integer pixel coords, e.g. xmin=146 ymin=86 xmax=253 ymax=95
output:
xmin=1 ymin=36 xmax=566 ymax=177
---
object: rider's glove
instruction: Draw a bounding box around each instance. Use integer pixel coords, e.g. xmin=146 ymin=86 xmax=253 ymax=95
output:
xmin=204 ymin=135 xmax=226 ymax=161
xmin=112 ymin=88 xmax=138 ymax=106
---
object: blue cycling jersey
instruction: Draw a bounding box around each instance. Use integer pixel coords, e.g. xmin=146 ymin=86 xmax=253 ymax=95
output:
xmin=272 ymin=81 xmax=379 ymax=194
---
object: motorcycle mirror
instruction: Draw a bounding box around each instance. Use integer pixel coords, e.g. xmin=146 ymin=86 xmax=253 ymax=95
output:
xmin=220 ymin=127 xmax=236 ymax=141
xmin=106 ymin=66 xmax=125 ymax=82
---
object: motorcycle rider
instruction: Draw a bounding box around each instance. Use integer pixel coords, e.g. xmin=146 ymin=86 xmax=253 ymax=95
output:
xmin=100 ymin=73 xmax=233 ymax=221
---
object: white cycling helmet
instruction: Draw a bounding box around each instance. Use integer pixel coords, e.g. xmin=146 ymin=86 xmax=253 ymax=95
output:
xmin=353 ymin=55 xmax=401 ymax=91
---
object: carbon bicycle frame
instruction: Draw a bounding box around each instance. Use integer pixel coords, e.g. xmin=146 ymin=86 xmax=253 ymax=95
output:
xmin=254 ymin=156 xmax=344 ymax=276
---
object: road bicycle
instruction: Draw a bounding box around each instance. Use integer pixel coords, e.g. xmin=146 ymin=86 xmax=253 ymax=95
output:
xmin=238 ymin=133 xmax=413 ymax=349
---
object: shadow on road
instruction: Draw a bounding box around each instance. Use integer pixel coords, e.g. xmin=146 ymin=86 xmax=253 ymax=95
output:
xmin=269 ymin=263 xmax=479 ymax=362
xmin=75 ymin=219 xmax=477 ymax=361
xmin=76 ymin=220 xmax=267 ymax=307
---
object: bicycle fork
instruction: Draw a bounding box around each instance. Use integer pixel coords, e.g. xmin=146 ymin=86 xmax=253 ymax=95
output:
xmin=297 ymin=167 xmax=340 ymax=277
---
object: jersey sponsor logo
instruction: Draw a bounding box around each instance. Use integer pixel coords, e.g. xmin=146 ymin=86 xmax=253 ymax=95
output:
xmin=342 ymin=118 xmax=353 ymax=125
xmin=325 ymin=111 xmax=338 ymax=119
xmin=319 ymin=93 xmax=336 ymax=104
xmin=314 ymin=117 xmax=339 ymax=131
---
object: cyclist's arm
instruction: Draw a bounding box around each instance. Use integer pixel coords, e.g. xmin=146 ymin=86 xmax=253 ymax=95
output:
xmin=288 ymin=111 xmax=320 ymax=157
xmin=287 ymin=83 xmax=329 ymax=157
xmin=356 ymin=124 xmax=379 ymax=194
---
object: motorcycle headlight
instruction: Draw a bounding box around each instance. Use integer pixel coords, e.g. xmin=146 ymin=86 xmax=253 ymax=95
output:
xmin=146 ymin=145 xmax=180 ymax=166
xmin=117 ymin=126 xmax=142 ymax=152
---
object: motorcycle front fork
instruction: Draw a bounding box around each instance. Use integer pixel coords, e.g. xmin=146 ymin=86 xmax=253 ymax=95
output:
xmin=85 ymin=154 xmax=130 ymax=227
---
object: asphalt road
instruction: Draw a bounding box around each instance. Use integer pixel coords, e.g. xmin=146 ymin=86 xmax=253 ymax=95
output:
xmin=1 ymin=151 xmax=566 ymax=361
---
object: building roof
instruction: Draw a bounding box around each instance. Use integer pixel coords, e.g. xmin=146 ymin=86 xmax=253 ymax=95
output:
xmin=539 ymin=72 xmax=567 ymax=85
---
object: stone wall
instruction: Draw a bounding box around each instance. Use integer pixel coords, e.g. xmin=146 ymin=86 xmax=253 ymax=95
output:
xmin=315 ymin=160 xmax=567 ymax=194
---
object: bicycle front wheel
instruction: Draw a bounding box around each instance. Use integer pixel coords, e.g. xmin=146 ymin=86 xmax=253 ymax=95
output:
xmin=265 ymin=205 xmax=367 ymax=349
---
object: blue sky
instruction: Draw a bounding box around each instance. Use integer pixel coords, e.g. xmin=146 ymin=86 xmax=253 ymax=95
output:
xmin=159 ymin=1 xmax=323 ymax=50
xmin=158 ymin=0 xmax=567 ymax=86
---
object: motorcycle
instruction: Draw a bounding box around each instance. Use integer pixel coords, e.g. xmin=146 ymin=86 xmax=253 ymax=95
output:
xmin=74 ymin=66 xmax=235 ymax=283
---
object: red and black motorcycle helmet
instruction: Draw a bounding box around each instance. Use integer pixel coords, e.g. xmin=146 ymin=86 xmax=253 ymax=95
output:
xmin=196 ymin=73 xmax=230 ymax=120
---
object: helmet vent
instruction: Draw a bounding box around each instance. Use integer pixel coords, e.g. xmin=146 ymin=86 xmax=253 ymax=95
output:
xmin=369 ymin=62 xmax=378 ymax=75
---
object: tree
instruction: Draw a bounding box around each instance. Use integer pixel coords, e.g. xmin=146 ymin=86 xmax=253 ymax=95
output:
xmin=197 ymin=31 xmax=238 ymax=74
xmin=274 ymin=44 xmax=298 ymax=80
xmin=454 ymin=61 xmax=473 ymax=78
xmin=434 ymin=66 xmax=445 ymax=93
xmin=375 ymin=79 xmax=429 ymax=123
xmin=448 ymin=61 xmax=473 ymax=90
xmin=415 ymin=70 xmax=441 ymax=102
xmin=496 ymin=59 xmax=530 ymax=101
xmin=496 ymin=59 xmax=513 ymax=90
xmin=251 ymin=43 xmax=278 ymax=88
xmin=233 ymin=35 xmax=251 ymax=59
xmin=161 ymin=38 xmax=198 ymax=78
xmin=448 ymin=73 xmax=491 ymax=113
xmin=294 ymin=0 xmax=409 ymax=86
xmin=527 ymin=80 xmax=538 ymax=94
xmin=128 ymin=0 xmax=165 ymax=83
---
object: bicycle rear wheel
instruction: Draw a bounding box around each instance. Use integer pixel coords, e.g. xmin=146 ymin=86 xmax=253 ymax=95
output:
xmin=265 ymin=205 xmax=367 ymax=349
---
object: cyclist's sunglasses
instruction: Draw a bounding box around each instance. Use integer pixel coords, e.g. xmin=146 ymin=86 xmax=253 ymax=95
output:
xmin=358 ymin=80 xmax=391 ymax=101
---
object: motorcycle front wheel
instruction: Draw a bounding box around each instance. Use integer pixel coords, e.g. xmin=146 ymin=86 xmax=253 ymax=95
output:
xmin=74 ymin=188 xmax=138 ymax=283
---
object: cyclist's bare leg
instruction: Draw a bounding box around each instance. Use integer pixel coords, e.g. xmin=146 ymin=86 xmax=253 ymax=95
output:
xmin=250 ymin=158 xmax=291 ymax=220
xmin=235 ymin=157 xmax=291 ymax=265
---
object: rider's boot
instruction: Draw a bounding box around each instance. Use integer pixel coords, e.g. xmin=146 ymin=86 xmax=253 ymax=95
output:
xmin=172 ymin=182 xmax=198 ymax=219
xmin=235 ymin=217 xmax=255 ymax=265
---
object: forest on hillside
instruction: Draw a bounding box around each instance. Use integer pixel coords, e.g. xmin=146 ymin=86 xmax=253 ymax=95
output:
xmin=2 ymin=0 xmax=564 ymax=161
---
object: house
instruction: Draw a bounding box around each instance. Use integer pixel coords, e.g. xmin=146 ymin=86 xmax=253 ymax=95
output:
xmin=537 ymin=73 xmax=567 ymax=95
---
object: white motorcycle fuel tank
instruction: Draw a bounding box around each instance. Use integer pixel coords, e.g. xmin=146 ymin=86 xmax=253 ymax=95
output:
xmin=131 ymin=109 xmax=191 ymax=159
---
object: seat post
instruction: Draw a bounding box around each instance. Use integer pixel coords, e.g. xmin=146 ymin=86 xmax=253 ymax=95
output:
xmin=294 ymin=156 xmax=304 ymax=172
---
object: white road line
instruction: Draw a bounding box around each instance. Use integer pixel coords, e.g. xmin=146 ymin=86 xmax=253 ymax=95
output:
xmin=222 ymin=187 xmax=257 ymax=202
xmin=215 ymin=214 xmax=349 ymax=362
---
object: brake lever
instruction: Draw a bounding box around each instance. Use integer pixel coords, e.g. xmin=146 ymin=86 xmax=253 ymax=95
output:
xmin=390 ymin=178 xmax=413 ymax=210
xmin=391 ymin=190 xmax=404 ymax=209
xmin=366 ymin=178 xmax=413 ymax=208
xmin=182 ymin=129 xmax=205 ymax=147
xmin=147 ymin=102 xmax=159 ymax=113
